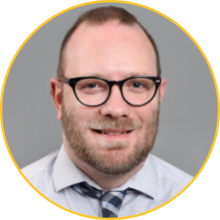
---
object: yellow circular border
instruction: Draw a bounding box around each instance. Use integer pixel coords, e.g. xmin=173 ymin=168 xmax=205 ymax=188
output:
xmin=0 ymin=1 xmax=219 ymax=219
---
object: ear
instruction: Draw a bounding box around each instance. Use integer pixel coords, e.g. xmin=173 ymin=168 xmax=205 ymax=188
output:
xmin=50 ymin=78 xmax=62 ymax=121
xmin=159 ymin=79 xmax=166 ymax=104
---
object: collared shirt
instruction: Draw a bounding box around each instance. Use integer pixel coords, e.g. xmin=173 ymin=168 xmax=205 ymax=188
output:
xmin=22 ymin=145 xmax=193 ymax=217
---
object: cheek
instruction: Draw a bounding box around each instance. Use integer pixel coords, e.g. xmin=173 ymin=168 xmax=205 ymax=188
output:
xmin=72 ymin=104 xmax=100 ymax=125
xmin=134 ymin=107 xmax=151 ymax=122
xmin=134 ymin=102 xmax=159 ymax=125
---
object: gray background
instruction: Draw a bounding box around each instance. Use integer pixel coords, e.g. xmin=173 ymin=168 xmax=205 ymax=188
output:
xmin=2 ymin=3 xmax=217 ymax=176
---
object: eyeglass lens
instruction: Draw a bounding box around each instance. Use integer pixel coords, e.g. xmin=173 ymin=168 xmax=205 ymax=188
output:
xmin=75 ymin=78 xmax=156 ymax=106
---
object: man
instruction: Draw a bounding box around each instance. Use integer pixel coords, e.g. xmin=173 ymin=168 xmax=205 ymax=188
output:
xmin=22 ymin=6 xmax=192 ymax=217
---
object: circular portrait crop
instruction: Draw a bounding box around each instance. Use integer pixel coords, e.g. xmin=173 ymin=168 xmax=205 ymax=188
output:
xmin=1 ymin=1 xmax=219 ymax=219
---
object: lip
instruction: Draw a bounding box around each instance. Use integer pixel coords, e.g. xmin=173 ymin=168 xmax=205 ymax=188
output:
xmin=99 ymin=129 xmax=129 ymax=133
xmin=91 ymin=128 xmax=133 ymax=140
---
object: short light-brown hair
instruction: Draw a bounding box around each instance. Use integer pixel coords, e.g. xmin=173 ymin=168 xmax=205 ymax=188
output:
xmin=57 ymin=6 xmax=161 ymax=78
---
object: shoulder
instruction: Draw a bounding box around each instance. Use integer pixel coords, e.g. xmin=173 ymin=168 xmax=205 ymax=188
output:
xmin=21 ymin=150 xmax=59 ymax=182
xmin=151 ymin=154 xmax=193 ymax=191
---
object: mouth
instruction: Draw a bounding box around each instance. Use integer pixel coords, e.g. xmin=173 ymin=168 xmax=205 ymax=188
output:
xmin=92 ymin=129 xmax=133 ymax=135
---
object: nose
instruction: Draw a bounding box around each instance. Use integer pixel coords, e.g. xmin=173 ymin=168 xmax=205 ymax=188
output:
xmin=99 ymin=85 xmax=131 ymax=119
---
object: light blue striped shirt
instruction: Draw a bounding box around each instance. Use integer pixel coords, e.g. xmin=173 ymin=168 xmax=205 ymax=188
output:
xmin=22 ymin=145 xmax=192 ymax=217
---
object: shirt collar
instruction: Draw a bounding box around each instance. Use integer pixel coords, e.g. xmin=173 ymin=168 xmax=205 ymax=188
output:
xmin=53 ymin=145 xmax=158 ymax=199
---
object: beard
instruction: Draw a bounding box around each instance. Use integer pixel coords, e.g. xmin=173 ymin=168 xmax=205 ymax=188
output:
xmin=62 ymin=101 xmax=159 ymax=176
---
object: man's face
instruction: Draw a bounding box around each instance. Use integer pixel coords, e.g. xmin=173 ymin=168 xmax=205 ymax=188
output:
xmin=60 ymin=21 xmax=165 ymax=176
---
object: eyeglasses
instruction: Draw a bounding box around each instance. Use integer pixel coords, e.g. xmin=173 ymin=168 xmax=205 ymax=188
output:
xmin=59 ymin=76 xmax=161 ymax=107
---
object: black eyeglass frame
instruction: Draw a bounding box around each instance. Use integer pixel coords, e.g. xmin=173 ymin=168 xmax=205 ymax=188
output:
xmin=59 ymin=76 xmax=161 ymax=107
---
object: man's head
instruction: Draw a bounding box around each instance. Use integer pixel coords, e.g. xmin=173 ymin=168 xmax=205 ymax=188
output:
xmin=50 ymin=6 xmax=166 ymax=176
xmin=57 ymin=6 xmax=161 ymax=79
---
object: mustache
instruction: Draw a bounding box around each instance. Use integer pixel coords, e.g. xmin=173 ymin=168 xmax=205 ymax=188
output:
xmin=87 ymin=118 xmax=143 ymax=130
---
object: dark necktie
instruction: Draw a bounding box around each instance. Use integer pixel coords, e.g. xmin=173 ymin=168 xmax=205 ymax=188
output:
xmin=73 ymin=182 xmax=130 ymax=218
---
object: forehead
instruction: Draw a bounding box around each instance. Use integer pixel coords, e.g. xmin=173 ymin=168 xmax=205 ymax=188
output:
xmin=64 ymin=20 xmax=157 ymax=78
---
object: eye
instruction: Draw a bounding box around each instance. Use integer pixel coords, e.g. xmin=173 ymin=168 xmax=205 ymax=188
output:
xmin=87 ymin=83 xmax=97 ymax=88
xmin=132 ymin=82 xmax=143 ymax=88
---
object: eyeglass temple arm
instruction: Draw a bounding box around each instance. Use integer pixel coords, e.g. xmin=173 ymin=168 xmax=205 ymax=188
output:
xmin=59 ymin=76 xmax=70 ymax=84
